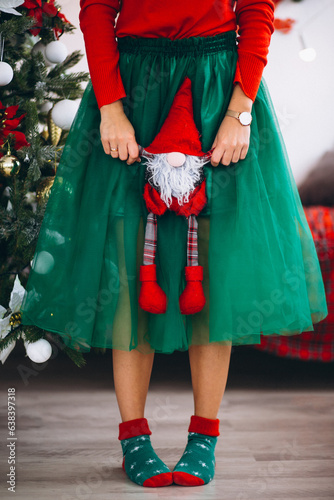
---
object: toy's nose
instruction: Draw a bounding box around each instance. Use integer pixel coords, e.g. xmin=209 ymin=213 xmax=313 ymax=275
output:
xmin=166 ymin=152 xmax=186 ymax=167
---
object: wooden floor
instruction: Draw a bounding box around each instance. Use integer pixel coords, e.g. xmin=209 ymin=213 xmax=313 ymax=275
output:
xmin=1 ymin=346 xmax=333 ymax=499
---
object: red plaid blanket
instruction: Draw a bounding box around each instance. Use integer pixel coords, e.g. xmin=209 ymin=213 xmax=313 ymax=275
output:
xmin=254 ymin=206 xmax=334 ymax=362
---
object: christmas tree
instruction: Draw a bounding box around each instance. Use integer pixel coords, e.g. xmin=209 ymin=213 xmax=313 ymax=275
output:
xmin=0 ymin=1 xmax=89 ymax=367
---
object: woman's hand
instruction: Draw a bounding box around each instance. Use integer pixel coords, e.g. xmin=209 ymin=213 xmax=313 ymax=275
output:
xmin=100 ymin=99 xmax=141 ymax=165
xmin=210 ymin=83 xmax=253 ymax=167
xmin=210 ymin=116 xmax=250 ymax=166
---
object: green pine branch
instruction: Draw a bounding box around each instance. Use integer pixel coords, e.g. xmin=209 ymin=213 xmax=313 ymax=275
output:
xmin=46 ymin=71 xmax=89 ymax=99
xmin=48 ymin=50 xmax=85 ymax=75
xmin=0 ymin=328 xmax=20 ymax=351
xmin=0 ymin=15 xmax=34 ymax=38
xmin=2 ymin=53 xmax=88 ymax=106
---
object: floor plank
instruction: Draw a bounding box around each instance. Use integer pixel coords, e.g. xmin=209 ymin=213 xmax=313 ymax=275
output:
xmin=1 ymin=346 xmax=333 ymax=499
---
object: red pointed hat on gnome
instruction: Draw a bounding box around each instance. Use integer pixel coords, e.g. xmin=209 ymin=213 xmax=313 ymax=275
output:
xmin=144 ymin=77 xmax=206 ymax=157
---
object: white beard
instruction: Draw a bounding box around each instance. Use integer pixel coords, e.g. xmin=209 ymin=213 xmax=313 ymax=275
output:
xmin=142 ymin=152 xmax=209 ymax=207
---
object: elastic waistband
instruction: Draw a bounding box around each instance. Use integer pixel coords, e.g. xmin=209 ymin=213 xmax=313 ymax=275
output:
xmin=117 ymin=30 xmax=237 ymax=56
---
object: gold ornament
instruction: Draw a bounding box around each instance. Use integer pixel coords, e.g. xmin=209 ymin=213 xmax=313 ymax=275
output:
xmin=0 ymin=145 xmax=21 ymax=177
xmin=9 ymin=312 xmax=22 ymax=328
xmin=47 ymin=108 xmax=62 ymax=146
xmin=36 ymin=176 xmax=55 ymax=203
xmin=41 ymin=125 xmax=49 ymax=141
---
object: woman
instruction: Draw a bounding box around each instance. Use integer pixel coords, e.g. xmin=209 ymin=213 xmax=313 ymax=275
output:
xmin=20 ymin=0 xmax=328 ymax=488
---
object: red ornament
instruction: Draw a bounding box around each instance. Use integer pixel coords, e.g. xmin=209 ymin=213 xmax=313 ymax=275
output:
xmin=0 ymin=102 xmax=30 ymax=157
xmin=22 ymin=0 xmax=71 ymax=38
xmin=23 ymin=0 xmax=42 ymax=7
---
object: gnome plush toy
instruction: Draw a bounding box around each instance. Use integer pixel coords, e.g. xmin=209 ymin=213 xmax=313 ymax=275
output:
xmin=138 ymin=76 xmax=211 ymax=315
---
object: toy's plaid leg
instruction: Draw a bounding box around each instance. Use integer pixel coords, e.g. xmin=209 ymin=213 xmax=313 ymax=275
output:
xmin=139 ymin=212 xmax=167 ymax=314
xmin=187 ymin=215 xmax=199 ymax=266
xmin=179 ymin=215 xmax=205 ymax=315
xmin=143 ymin=212 xmax=157 ymax=265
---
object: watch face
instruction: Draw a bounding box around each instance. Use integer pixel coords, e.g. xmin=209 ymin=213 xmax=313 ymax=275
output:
xmin=239 ymin=112 xmax=252 ymax=126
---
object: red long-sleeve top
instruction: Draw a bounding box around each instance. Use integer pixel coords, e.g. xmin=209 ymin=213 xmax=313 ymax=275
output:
xmin=79 ymin=0 xmax=275 ymax=109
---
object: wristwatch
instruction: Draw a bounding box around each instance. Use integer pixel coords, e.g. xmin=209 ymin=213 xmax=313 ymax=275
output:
xmin=225 ymin=109 xmax=252 ymax=126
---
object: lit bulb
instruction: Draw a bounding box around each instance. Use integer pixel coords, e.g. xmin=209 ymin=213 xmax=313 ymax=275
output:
xmin=299 ymin=47 xmax=316 ymax=62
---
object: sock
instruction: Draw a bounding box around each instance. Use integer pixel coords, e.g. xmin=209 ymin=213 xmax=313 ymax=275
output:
xmin=119 ymin=417 xmax=172 ymax=487
xmin=172 ymin=415 xmax=220 ymax=486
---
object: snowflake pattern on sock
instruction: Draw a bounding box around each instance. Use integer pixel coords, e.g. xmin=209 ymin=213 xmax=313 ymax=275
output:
xmin=173 ymin=432 xmax=218 ymax=485
xmin=121 ymin=435 xmax=171 ymax=486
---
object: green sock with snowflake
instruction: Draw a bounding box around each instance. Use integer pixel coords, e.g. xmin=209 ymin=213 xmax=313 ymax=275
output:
xmin=173 ymin=415 xmax=220 ymax=486
xmin=119 ymin=417 xmax=172 ymax=487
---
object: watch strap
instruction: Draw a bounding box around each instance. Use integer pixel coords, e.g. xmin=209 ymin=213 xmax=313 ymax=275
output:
xmin=225 ymin=109 xmax=240 ymax=119
xmin=225 ymin=109 xmax=252 ymax=126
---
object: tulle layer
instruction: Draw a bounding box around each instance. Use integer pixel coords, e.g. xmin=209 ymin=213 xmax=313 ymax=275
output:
xmin=20 ymin=31 xmax=328 ymax=353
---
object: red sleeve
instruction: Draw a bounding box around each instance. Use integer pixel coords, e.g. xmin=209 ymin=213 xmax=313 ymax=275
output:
xmin=79 ymin=0 xmax=127 ymax=109
xmin=233 ymin=0 xmax=275 ymax=102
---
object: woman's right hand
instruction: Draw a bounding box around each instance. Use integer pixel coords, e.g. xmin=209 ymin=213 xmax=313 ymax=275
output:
xmin=100 ymin=99 xmax=141 ymax=165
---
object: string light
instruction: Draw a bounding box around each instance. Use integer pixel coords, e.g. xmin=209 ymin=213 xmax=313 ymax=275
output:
xmin=297 ymin=0 xmax=333 ymax=62
xmin=298 ymin=33 xmax=316 ymax=62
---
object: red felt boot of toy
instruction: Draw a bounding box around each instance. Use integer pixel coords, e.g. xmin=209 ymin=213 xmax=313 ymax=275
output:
xmin=179 ymin=266 xmax=206 ymax=315
xmin=139 ymin=264 xmax=167 ymax=314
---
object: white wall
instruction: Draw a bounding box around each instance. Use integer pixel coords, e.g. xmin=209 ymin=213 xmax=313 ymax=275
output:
xmin=58 ymin=0 xmax=334 ymax=184
xmin=263 ymin=0 xmax=334 ymax=183
xmin=57 ymin=0 xmax=87 ymax=74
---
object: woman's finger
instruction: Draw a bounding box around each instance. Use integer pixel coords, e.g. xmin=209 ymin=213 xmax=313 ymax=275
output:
xmin=221 ymin=149 xmax=234 ymax=166
xmin=118 ymin=141 xmax=128 ymax=161
xmin=101 ymin=137 xmax=111 ymax=155
xmin=240 ymin=145 xmax=249 ymax=160
xmin=211 ymin=147 xmax=224 ymax=167
xmin=231 ymin=148 xmax=241 ymax=164
xmin=109 ymin=143 xmax=119 ymax=157
xmin=126 ymin=140 xmax=140 ymax=165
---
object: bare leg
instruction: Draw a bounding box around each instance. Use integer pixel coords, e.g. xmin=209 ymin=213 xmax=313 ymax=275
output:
xmin=112 ymin=349 xmax=155 ymax=422
xmin=188 ymin=343 xmax=232 ymax=419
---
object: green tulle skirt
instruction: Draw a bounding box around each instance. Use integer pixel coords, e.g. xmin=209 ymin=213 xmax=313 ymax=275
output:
xmin=20 ymin=31 xmax=328 ymax=354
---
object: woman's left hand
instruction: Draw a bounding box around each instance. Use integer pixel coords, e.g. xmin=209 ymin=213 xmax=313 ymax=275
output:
xmin=210 ymin=115 xmax=250 ymax=167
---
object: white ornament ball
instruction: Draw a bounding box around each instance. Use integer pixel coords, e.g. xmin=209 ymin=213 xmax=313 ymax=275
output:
xmin=34 ymin=250 xmax=55 ymax=274
xmin=167 ymin=152 xmax=186 ymax=168
xmin=51 ymin=100 xmax=79 ymax=130
xmin=40 ymin=101 xmax=53 ymax=113
xmin=45 ymin=41 xmax=68 ymax=64
xmin=0 ymin=62 xmax=14 ymax=86
xmin=32 ymin=41 xmax=45 ymax=56
xmin=26 ymin=339 xmax=52 ymax=363
xmin=32 ymin=41 xmax=54 ymax=67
